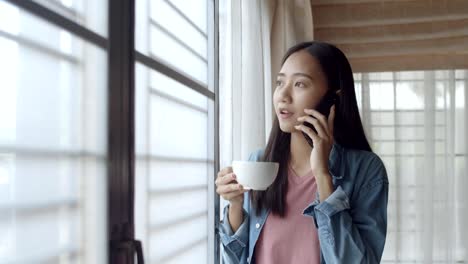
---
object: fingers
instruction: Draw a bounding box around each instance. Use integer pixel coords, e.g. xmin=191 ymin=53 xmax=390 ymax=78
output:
xmin=295 ymin=123 xmax=319 ymax=142
xmin=328 ymin=105 xmax=336 ymax=137
xmin=297 ymin=115 xmax=328 ymax=138
xmin=215 ymin=166 xmax=248 ymax=202
xmin=216 ymin=182 xmax=243 ymax=194
xmin=297 ymin=108 xmax=335 ymax=142
xmin=223 ymin=189 xmax=247 ymax=200
xmin=303 ymin=109 xmax=330 ymax=135
xmin=215 ymin=170 xmax=235 ymax=186
xmin=217 ymin=166 xmax=232 ymax=178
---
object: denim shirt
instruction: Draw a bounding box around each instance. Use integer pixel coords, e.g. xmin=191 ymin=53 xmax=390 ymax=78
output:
xmin=218 ymin=143 xmax=389 ymax=264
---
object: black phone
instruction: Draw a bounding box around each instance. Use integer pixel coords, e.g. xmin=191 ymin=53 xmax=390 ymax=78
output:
xmin=302 ymin=91 xmax=338 ymax=147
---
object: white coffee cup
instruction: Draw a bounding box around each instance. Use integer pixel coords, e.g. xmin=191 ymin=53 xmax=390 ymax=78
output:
xmin=231 ymin=161 xmax=279 ymax=190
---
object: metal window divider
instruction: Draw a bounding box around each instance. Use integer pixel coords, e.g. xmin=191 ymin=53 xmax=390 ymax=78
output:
xmin=107 ymin=0 xmax=143 ymax=263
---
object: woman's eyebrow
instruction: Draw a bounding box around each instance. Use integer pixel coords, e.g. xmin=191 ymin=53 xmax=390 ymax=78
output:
xmin=277 ymin=72 xmax=313 ymax=80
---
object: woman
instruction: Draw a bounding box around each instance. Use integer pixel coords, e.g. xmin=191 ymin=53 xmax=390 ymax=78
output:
xmin=216 ymin=41 xmax=388 ymax=263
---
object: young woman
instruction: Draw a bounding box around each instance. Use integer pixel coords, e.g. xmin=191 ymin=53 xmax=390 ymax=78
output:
xmin=216 ymin=41 xmax=388 ymax=264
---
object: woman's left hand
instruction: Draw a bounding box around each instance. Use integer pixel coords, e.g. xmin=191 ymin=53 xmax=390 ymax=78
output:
xmin=294 ymin=105 xmax=336 ymax=177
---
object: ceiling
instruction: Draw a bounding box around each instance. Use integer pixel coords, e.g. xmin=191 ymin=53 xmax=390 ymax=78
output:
xmin=310 ymin=0 xmax=468 ymax=72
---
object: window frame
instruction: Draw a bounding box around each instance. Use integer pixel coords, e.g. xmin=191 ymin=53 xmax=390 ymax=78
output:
xmin=3 ymin=0 xmax=220 ymax=263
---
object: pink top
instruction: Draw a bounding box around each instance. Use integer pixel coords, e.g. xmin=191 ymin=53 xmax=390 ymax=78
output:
xmin=254 ymin=166 xmax=321 ymax=264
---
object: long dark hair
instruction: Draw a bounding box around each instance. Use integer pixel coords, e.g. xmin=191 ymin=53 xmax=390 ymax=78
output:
xmin=251 ymin=41 xmax=372 ymax=217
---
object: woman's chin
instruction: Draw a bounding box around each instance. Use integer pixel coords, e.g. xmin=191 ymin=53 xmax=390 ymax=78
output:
xmin=279 ymin=124 xmax=294 ymax=133
xmin=280 ymin=125 xmax=305 ymax=135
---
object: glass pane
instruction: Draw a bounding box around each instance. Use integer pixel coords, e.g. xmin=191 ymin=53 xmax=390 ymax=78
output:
xmin=373 ymin=142 xmax=396 ymax=155
xmin=435 ymin=70 xmax=451 ymax=80
xmin=455 ymin=69 xmax=468 ymax=79
xmin=149 ymin=25 xmax=207 ymax=84
xmin=455 ymin=156 xmax=468 ymax=260
xmin=149 ymin=96 xmax=208 ymax=158
xmin=396 ymin=127 xmax=424 ymax=141
xmin=370 ymin=81 xmax=394 ymax=110
xmin=396 ymin=71 xmax=424 ymax=81
xmin=135 ymin=63 xmax=214 ymax=263
xmin=148 ymin=66 xmax=208 ymax=110
xmin=381 ymin=231 xmax=396 ymax=262
xmin=396 ymin=81 xmax=424 ymax=110
xmin=353 ymin=73 xmax=362 ymax=81
xmin=381 ymin=156 xmax=395 ymax=183
xmin=371 ymin=127 xmax=395 ymax=141
xmin=0 ymin=2 xmax=107 ymax=263
xmin=150 ymin=0 xmax=207 ymax=60
xmin=368 ymin=72 xmax=393 ymax=81
xmin=396 ymin=111 xmax=424 ymax=126
xmin=136 ymin=0 xmax=209 ymax=85
xmin=1 ymin=2 xmax=76 ymax=57
xmin=455 ymin=81 xmax=466 ymax=154
xmin=370 ymin=112 xmax=395 ymax=125
xmin=435 ymin=81 xmax=447 ymax=109
xmin=168 ymin=0 xmax=207 ymax=34
xmin=355 ymin=82 xmax=362 ymax=111
xmin=31 ymin=0 xmax=108 ymax=37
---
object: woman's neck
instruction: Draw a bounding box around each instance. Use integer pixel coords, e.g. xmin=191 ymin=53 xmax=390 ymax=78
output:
xmin=289 ymin=131 xmax=312 ymax=172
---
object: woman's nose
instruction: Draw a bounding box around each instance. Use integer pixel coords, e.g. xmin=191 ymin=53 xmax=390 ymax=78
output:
xmin=278 ymin=82 xmax=292 ymax=101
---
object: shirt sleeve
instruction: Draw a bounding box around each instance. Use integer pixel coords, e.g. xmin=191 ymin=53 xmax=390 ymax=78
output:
xmin=218 ymin=149 xmax=262 ymax=263
xmin=303 ymin=157 xmax=389 ymax=263
xmin=218 ymin=202 xmax=250 ymax=263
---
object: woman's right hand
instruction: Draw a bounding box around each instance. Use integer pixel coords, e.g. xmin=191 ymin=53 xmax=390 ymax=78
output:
xmin=215 ymin=166 xmax=247 ymax=206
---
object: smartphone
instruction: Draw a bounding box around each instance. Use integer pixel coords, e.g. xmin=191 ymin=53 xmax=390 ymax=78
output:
xmin=302 ymin=91 xmax=338 ymax=147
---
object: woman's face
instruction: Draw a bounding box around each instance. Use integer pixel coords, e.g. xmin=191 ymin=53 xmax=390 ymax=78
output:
xmin=273 ymin=50 xmax=329 ymax=133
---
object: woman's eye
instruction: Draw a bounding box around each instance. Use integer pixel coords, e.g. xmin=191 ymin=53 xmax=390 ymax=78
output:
xmin=295 ymin=82 xmax=306 ymax=88
xmin=276 ymin=80 xmax=283 ymax=86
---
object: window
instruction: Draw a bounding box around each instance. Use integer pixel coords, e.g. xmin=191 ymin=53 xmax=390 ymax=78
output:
xmin=0 ymin=0 xmax=107 ymax=263
xmin=134 ymin=0 xmax=218 ymax=263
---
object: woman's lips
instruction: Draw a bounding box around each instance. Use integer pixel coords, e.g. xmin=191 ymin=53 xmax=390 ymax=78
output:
xmin=279 ymin=112 xmax=293 ymax=119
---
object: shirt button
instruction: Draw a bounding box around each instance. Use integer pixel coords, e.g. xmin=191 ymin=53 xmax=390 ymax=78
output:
xmin=255 ymin=223 xmax=260 ymax=229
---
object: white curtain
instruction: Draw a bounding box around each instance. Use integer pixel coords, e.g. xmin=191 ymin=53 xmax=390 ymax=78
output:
xmin=219 ymin=0 xmax=313 ymax=167
xmin=356 ymin=70 xmax=468 ymax=263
